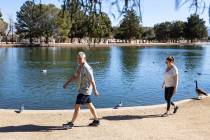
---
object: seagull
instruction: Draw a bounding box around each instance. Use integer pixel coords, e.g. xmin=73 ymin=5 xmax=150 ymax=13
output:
xmin=113 ymin=101 xmax=123 ymax=109
xmin=194 ymin=80 xmax=208 ymax=98
xmin=15 ymin=104 xmax=24 ymax=113
xmin=41 ymin=69 xmax=47 ymax=73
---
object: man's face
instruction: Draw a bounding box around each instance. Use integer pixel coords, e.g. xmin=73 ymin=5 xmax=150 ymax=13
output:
xmin=77 ymin=55 xmax=85 ymax=64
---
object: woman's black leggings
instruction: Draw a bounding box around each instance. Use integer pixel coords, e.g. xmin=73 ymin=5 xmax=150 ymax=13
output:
xmin=165 ymin=87 xmax=175 ymax=111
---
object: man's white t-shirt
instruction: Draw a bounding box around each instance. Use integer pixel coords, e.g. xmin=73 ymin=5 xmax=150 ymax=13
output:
xmin=76 ymin=62 xmax=95 ymax=95
xmin=164 ymin=64 xmax=178 ymax=87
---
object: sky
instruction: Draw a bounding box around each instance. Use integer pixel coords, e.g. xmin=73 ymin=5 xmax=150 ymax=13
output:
xmin=0 ymin=0 xmax=209 ymax=27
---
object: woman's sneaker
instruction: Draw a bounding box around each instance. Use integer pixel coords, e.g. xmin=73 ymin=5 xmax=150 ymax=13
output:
xmin=173 ymin=106 xmax=179 ymax=114
xmin=89 ymin=120 xmax=100 ymax=126
xmin=63 ymin=122 xmax=74 ymax=129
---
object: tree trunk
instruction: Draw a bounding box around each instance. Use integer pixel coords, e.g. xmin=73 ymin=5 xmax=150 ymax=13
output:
xmin=30 ymin=37 xmax=33 ymax=44
xmin=94 ymin=38 xmax=96 ymax=47
xmin=45 ymin=37 xmax=49 ymax=44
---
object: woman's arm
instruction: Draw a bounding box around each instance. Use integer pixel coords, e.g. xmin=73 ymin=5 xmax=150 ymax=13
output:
xmin=173 ymin=74 xmax=178 ymax=94
xmin=162 ymin=81 xmax=165 ymax=89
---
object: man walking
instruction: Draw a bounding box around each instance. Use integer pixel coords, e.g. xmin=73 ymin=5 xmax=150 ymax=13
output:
xmin=63 ymin=52 xmax=100 ymax=129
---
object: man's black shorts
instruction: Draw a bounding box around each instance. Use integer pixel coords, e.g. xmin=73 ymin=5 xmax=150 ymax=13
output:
xmin=76 ymin=94 xmax=92 ymax=105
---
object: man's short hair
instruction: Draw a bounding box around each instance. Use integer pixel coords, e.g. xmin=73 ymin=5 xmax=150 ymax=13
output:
xmin=78 ymin=52 xmax=86 ymax=58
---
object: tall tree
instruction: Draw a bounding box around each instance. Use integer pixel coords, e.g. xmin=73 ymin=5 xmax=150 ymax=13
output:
xmin=39 ymin=4 xmax=60 ymax=43
xmin=16 ymin=1 xmax=63 ymax=44
xmin=16 ymin=1 xmax=41 ymax=44
xmin=170 ymin=21 xmax=185 ymax=42
xmin=154 ymin=22 xmax=172 ymax=42
xmin=87 ymin=12 xmax=112 ymax=42
xmin=63 ymin=0 xmax=143 ymax=43
xmin=97 ymin=12 xmax=112 ymax=39
xmin=69 ymin=10 xmax=87 ymax=42
xmin=184 ymin=14 xmax=208 ymax=41
xmin=65 ymin=1 xmax=112 ymax=43
xmin=115 ymin=10 xmax=142 ymax=42
xmin=142 ymin=27 xmax=155 ymax=40
xmin=0 ymin=11 xmax=8 ymax=38
xmin=55 ymin=10 xmax=71 ymax=42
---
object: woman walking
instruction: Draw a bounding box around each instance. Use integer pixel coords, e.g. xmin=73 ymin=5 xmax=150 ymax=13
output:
xmin=162 ymin=56 xmax=179 ymax=117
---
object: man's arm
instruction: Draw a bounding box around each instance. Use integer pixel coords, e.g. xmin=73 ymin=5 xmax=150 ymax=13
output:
xmin=86 ymin=68 xmax=99 ymax=96
xmin=63 ymin=75 xmax=77 ymax=89
xmin=63 ymin=65 xmax=82 ymax=89
xmin=90 ymin=79 xmax=99 ymax=96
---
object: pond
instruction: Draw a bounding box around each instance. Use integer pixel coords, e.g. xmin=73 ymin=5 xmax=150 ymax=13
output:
xmin=0 ymin=45 xmax=210 ymax=109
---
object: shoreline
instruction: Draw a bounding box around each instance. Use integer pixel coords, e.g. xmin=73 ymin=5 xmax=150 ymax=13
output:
xmin=0 ymin=42 xmax=210 ymax=48
xmin=0 ymin=98 xmax=194 ymax=113
xmin=0 ymin=96 xmax=209 ymax=140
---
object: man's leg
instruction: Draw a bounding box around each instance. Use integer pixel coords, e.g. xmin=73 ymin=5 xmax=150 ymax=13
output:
xmin=71 ymin=104 xmax=81 ymax=123
xmin=87 ymin=103 xmax=99 ymax=120
xmin=63 ymin=104 xmax=80 ymax=129
xmin=87 ymin=103 xmax=100 ymax=126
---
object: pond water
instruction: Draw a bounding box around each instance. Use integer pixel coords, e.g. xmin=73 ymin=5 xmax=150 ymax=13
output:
xmin=0 ymin=45 xmax=210 ymax=109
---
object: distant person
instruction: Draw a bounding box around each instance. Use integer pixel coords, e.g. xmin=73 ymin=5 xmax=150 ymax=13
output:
xmin=161 ymin=56 xmax=179 ymax=117
xmin=63 ymin=52 xmax=100 ymax=129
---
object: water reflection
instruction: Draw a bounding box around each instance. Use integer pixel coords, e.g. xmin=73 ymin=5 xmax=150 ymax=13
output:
xmin=120 ymin=47 xmax=142 ymax=79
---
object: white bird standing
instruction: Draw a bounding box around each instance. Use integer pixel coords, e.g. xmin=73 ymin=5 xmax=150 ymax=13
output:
xmin=194 ymin=80 xmax=208 ymax=99
xmin=113 ymin=101 xmax=123 ymax=109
